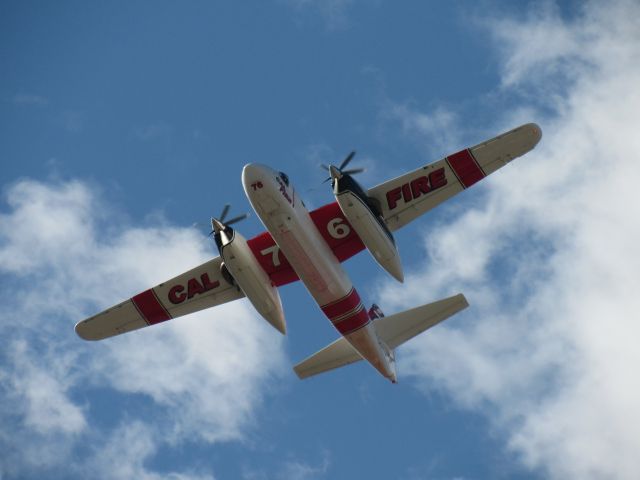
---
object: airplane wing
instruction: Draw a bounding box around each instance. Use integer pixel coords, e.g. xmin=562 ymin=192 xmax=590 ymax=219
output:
xmin=75 ymin=256 xmax=243 ymax=340
xmin=367 ymin=123 xmax=542 ymax=232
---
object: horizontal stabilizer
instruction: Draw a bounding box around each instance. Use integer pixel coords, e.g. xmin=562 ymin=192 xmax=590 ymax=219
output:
xmin=293 ymin=293 xmax=468 ymax=380
xmin=374 ymin=293 xmax=468 ymax=349
xmin=293 ymin=336 xmax=362 ymax=379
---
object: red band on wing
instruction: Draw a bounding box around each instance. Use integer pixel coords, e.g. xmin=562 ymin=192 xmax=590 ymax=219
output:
xmin=321 ymin=288 xmax=361 ymax=319
xmin=334 ymin=306 xmax=370 ymax=335
xmin=132 ymin=289 xmax=172 ymax=325
xmin=447 ymin=149 xmax=485 ymax=188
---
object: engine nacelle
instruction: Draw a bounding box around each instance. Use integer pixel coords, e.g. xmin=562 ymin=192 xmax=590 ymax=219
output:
xmin=335 ymin=188 xmax=404 ymax=283
xmin=217 ymin=229 xmax=287 ymax=334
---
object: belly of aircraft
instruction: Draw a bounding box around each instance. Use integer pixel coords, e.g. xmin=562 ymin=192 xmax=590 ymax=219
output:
xmin=265 ymin=209 xmax=352 ymax=306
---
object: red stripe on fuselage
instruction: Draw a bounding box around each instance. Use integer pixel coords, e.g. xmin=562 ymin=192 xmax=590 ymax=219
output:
xmin=447 ymin=149 xmax=485 ymax=188
xmin=320 ymin=288 xmax=361 ymax=319
xmin=334 ymin=306 xmax=370 ymax=335
xmin=131 ymin=289 xmax=171 ymax=325
xmin=320 ymin=288 xmax=370 ymax=335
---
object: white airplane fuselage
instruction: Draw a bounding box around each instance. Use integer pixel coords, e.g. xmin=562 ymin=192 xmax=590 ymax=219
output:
xmin=242 ymin=164 xmax=397 ymax=382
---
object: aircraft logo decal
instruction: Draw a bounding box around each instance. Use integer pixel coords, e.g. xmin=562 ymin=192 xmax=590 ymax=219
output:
xmin=168 ymin=273 xmax=220 ymax=304
xmin=276 ymin=176 xmax=294 ymax=206
xmin=385 ymin=167 xmax=447 ymax=210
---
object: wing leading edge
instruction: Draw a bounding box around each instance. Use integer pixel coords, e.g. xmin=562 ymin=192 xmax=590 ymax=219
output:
xmin=367 ymin=123 xmax=542 ymax=232
xmin=75 ymin=256 xmax=243 ymax=340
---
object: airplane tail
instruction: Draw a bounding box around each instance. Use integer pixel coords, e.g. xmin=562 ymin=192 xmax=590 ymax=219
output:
xmin=293 ymin=293 xmax=468 ymax=380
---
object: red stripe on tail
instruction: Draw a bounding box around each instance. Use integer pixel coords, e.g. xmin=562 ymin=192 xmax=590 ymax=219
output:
xmin=447 ymin=149 xmax=485 ymax=188
xmin=132 ymin=289 xmax=172 ymax=325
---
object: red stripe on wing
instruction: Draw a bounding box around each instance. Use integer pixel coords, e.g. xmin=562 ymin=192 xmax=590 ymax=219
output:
xmin=447 ymin=149 xmax=485 ymax=188
xmin=131 ymin=289 xmax=172 ymax=325
xmin=246 ymin=202 xmax=366 ymax=288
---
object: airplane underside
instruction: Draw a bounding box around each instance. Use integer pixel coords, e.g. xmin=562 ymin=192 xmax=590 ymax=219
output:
xmin=75 ymin=123 xmax=542 ymax=382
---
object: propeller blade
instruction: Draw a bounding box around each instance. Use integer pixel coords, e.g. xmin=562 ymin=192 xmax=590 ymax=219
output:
xmin=210 ymin=217 xmax=227 ymax=235
xmin=339 ymin=151 xmax=356 ymax=171
xmin=206 ymin=205 xmax=249 ymax=236
xmin=219 ymin=204 xmax=231 ymax=223
xmin=318 ymin=151 xmax=358 ymax=188
xmin=342 ymin=168 xmax=365 ymax=175
xmin=225 ymin=213 xmax=249 ymax=226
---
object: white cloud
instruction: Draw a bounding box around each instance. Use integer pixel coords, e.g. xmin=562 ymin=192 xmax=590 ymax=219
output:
xmin=283 ymin=0 xmax=355 ymax=31
xmin=0 ymin=179 xmax=287 ymax=478
xmin=134 ymin=123 xmax=174 ymax=141
xmin=381 ymin=102 xmax=462 ymax=157
xmin=94 ymin=304 xmax=285 ymax=444
xmin=6 ymin=340 xmax=86 ymax=436
xmin=59 ymin=110 xmax=85 ymax=133
xmin=11 ymin=93 xmax=49 ymax=106
xmin=277 ymin=455 xmax=330 ymax=480
xmin=242 ymin=451 xmax=330 ymax=480
xmin=85 ymin=422 xmax=216 ymax=480
xmin=378 ymin=1 xmax=640 ymax=478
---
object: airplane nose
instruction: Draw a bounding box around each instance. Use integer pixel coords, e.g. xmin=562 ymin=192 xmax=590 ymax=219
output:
xmin=242 ymin=163 xmax=273 ymax=188
xmin=242 ymin=163 xmax=281 ymax=213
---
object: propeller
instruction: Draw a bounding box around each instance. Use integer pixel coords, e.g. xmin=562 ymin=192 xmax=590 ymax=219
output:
xmin=321 ymin=151 xmax=365 ymax=183
xmin=209 ymin=204 xmax=249 ymax=235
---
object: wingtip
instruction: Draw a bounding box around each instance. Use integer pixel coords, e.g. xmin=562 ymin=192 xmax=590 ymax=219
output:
xmin=525 ymin=122 xmax=543 ymax=145
xmin=452 ymin=292 xmax=470 ymax=310
xmin=74 ymin=320 xmax=100 ymax=341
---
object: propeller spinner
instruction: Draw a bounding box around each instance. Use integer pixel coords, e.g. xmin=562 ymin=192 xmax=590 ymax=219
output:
xmin=321 ymin=151 xmax=365 ymax=184
xmin=209 ymin=204 xmax=249 ymax=236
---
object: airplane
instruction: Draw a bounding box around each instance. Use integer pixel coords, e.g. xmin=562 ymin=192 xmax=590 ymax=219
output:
xmin=76 ymin=123 xmax=542 ymax=383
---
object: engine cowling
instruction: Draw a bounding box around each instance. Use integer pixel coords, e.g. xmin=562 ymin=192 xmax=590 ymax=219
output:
xmin=215 ymin=228 xmax=286 ymax=334
xmin=334 ymin=176 xmax=404 ymax=283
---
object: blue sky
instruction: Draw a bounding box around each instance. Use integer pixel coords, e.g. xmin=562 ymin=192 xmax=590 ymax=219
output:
xmin=2 ymin=1 xmax=640 ymax=479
